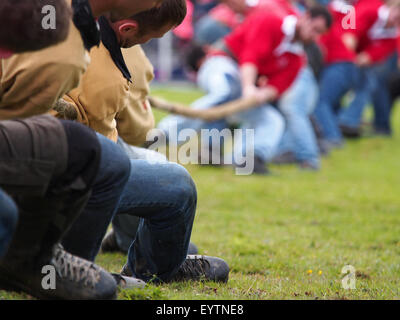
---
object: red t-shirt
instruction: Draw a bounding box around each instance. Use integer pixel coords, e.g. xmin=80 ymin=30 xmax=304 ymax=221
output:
xmin=224 ymin=11 xmax=305 ymax=96
xmin=318 ymin=0 xmax=357 ymax=64
xmin=209 ymin=0 xmax=299 ymax=31
xmin=353 ymin=0 xmax=398 ymax=63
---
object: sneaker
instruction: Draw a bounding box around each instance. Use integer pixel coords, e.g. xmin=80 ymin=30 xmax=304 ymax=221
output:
xmin=170 ymin=255 xmax=230 ymax=283
xmin=0 ymin=244 xmax=117 ymax=300
xmin=111 ymin=273 xmax=146 ymax=290
xmin=121 ymin=255 xmax=230 ymax=283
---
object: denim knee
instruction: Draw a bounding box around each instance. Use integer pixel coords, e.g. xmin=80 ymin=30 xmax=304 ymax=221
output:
xmin=164 ymin=163 xmax=197 ymax=222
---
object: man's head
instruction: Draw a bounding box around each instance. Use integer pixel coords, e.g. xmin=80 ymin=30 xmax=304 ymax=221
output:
xmin=220 ymin=0 xmax=248 ymax=14
xmin=106 ymin=0 xmax=165 ymax=21
xmin=0 ymin=0 xmax=72 ymax=58
xmin=386 ymin=0 xmax=400 ymax=28
xmin=110 ymin=0 xmax=187 ymax=48
xmin=296 ymin=5 xmax=332 ymax=44
xmin=185 ymin=44 xmax=207 ymax=72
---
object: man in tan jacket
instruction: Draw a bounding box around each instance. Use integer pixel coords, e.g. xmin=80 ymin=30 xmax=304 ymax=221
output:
xmin=0 ymin=0 xmax=167 ymax=295
xmin=63 ymin=3 xmax=183 ymax=143
xmin=0 ymin=0 xmax=163 ymax=120
xmin=0 ymin=0 xmax=152 ymax=299
xmin=63 ymin=42 xmax=156 ymax=144
xmin=61 ymin=0 xmax=231 ymax=283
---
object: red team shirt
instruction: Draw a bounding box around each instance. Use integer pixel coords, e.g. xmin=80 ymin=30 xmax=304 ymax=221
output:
xmin=224 ymin=11 xmax=305 ymax=96
xmin=319 ymin=0 xmax=357 ymax=64
xmin=353 ymin=0 xmax=398 ymax=63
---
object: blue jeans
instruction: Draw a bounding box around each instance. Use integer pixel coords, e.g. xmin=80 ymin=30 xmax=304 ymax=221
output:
xmin=370 ymin=54 xmax=398 ymax=133
xmin=339 ymin=54 xmax=398 ymax=132
xmin=314 ymin=62 xmax=359 ymax=143
xmin=278 ymin=67 xmax=320 ymax=167
xmin=194 ymin=15 xmax=232 ymax=45
xmin=158 ymin=56 xmax=285 ymax=162
xmin=0 ymin=189 xmax=18 ymax=259
xmin=229 ymin=105 xmax=285 ymax=163
xmin=112 ymin=140 xmax=168 ymax=252
xmin=62 ymin=133 xmax=131 ymax=261
xmin=118 ymin=158 xmax=197 ymax=282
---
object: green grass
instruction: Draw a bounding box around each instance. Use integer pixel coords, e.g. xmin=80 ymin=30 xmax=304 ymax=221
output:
xmin=2 ymin=86 xmax=400 ymax=300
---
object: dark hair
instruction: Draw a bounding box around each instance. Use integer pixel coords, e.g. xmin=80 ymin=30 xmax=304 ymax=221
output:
xmin=308 ymin=5 xmax=333 ymax=29
xmin=185 ymin=44 xmax=206 ymax=72
xmin=130 ymin=0 xmax=187 ymax=36
xmin=0 ymin=0 xmax=72 ymax=53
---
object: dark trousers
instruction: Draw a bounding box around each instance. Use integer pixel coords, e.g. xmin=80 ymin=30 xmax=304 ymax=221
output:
xmin=0 ymin=115 xmax=102 ymax=260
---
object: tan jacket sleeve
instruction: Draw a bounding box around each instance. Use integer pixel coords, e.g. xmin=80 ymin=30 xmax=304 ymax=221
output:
xmin=0 ymin=62 xmax=82 ymax=119
xmin=0 ymin=17 xmax=88 ymax=120
xmin=116 ymin=46 xmax=156 ymax=146
xmin=116 ymin=99 xmax=155 ymax=146
xmin=65 ymin=79 xmax=129 ymax=142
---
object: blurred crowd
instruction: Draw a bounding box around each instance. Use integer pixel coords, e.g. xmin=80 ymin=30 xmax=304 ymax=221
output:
xmin=155 ymin=0 xmax=400 ymax=173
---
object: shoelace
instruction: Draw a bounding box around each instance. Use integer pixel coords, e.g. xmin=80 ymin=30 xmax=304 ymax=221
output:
xmin=52 ymin=245 xmax=101 ymax=289
xmin=178 ymin=256 xmax=210 ymax=280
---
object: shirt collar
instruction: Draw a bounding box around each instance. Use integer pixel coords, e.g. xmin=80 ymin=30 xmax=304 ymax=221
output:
xmin=98 ymin=16 xmax=132 ymax=83
xmin=72 ymin=0 xmax=101 ymax=51
xmin=281 ymin=15 xmax=298 ymax=40
xmin=275 ymin=15 xmax=304 ymax=56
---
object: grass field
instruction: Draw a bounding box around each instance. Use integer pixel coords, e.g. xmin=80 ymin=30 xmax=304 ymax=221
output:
xmin=2 ymin=86 xmax=400 ymax=300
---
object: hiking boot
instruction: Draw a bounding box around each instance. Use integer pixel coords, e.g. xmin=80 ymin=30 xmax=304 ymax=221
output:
xmin=111 ymin=273 xmax=146 ymax=290
xmin=0 ymin=244 xmax=117 ymax=300
xmin=121 ymin=255 xmax=230 ymax=283
xmin=101 ymin=230 xmax=125 ymax=254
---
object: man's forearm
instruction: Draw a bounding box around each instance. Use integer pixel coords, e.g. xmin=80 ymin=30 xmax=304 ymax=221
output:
xmin=240 ymin=63 xmax=259 ymax=92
